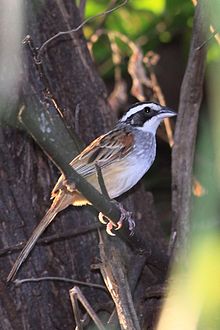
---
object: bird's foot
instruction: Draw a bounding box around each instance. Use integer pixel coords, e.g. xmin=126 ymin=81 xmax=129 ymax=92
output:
xmin=98 ymin=203 xmax=135 ymax=236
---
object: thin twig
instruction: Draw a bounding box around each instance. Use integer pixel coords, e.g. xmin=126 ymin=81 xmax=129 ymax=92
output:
xmin=150 ymin=74 xmax=174 ymax=147
xmin=71 ymin=292 xmax=83 ymax=330
xmin=13 ymin=276 xmax=106 ymax=290
xmin=69 ymin=286 xmax=106 ymax=330
xmin=210 ymin=25 xmax=220 ymax=45
xmin=36 ymin=0 xmax=128 ymax=62
xmin=144 ymin=51 xmax=174 ymax=147
xmin=192 ymin=0 xmax=220 ymax=46
xmin=95 ymin=163 xmax=110 ymax=200
xmin=91 ymin=0 xmax=118 ymax=33
xmin=196 ymin=29 xmax=219 ymax=50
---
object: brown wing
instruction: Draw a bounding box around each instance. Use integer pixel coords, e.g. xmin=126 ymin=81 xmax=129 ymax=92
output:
xmin=51 ymin=127 xmax=134 ymax=197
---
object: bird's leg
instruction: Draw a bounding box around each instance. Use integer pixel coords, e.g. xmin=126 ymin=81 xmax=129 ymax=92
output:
xmin=98 ymin=202 xmax=135 ymax=236
xmin=115 ymin=203 xmax=135 ymax=232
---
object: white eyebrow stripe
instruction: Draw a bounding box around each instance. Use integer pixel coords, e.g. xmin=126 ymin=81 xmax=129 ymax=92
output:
xmin=120 ymin=103 xmax=161 ymax=122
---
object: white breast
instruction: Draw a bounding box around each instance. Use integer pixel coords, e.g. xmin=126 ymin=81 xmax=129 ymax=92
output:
xmin=103 ymin=131 xmax=156 ymax=199
xmin=84 ymin=131 xmax=156 ymax=200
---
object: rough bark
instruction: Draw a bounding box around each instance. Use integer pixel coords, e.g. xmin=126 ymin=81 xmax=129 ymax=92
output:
xmin=171 ymin=1 xmax=207 ymax=257
xmin=0 ymin=1 xmax=166 ymax=329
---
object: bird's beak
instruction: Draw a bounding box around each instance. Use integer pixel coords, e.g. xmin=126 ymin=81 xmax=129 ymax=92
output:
xmin=158 ymin=106 xmax=177 ymax=119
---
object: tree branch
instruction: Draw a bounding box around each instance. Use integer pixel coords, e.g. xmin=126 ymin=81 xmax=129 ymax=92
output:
xmin=171 ymin=1 xmax=207 ymax=257
xmin=98 ymin=232 xmax=141 ymax=330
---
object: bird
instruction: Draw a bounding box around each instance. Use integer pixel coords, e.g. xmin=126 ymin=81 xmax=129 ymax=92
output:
xmin=7 ymin=101 xmax=176 ymax=282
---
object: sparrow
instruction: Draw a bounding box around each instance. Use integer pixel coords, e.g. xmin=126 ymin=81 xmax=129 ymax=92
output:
xmin=7 ymin=101 xmax=176 ymax=282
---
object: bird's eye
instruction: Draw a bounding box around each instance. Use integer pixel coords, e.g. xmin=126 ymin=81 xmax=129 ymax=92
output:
xmin=144 ymin=106 xmax=151 ymax=113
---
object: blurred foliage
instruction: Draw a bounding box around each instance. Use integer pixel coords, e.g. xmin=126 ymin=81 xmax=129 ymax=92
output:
xmin=207 ymin=41 xmax=220 ymax=63
xmin=83 ymin=0 xmax=219 ymax=81
xmin=83 ymin=0 xmax=194 ymax=78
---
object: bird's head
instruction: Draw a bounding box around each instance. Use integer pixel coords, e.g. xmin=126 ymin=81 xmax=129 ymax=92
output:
xmin=120 ymin=102 xmax=176 ymax=134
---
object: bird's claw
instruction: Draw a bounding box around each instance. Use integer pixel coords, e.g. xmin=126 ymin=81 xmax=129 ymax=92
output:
xmin=106 ymin=222 xmax=116 ymax=236
xmin=98 ymin=203 xmax=135 ymax=236
xmin=98 ymin=214 xmax=117 ymax=236
xmin=98 ymin=212 xmax=108 ymax=225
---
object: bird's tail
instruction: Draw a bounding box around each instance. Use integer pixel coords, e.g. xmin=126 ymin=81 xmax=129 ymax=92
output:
xmin=7 ymin=190 xmax=72 ymax=282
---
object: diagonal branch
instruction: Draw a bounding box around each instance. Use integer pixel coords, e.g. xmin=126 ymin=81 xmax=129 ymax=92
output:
xmin=69 ymin=286 xmax=106 ymax=330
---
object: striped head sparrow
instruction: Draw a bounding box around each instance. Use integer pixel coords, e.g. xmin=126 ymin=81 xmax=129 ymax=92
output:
xmin=7 ymin=101 xmax=176 ymax=281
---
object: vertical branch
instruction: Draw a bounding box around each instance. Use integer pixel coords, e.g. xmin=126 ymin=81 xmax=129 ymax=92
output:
xmin=98 ymin=232 xmax=141 ymax=330
xmin=171 ymin=2 xmax=207 ymax=257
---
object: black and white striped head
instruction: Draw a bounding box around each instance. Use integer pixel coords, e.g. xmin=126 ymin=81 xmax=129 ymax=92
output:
xmin=120 ymin=102 xmax=176 ymax=134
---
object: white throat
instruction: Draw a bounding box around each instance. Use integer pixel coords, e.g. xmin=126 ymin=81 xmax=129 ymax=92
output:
xmin=136 ymin=116 xmax=162 ymax=134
